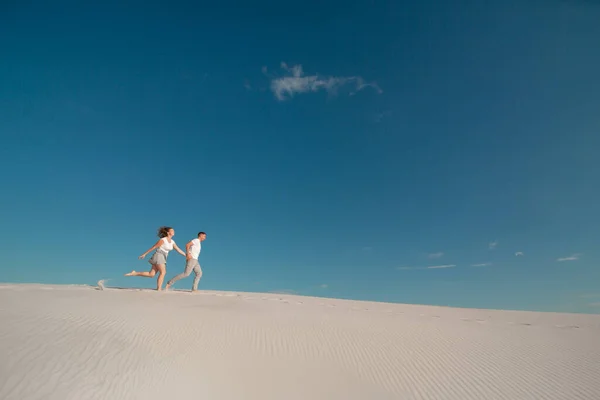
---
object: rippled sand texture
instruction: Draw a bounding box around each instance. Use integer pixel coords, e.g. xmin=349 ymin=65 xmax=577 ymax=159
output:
xmin=1 ymin=284 xmax=599 ymax=399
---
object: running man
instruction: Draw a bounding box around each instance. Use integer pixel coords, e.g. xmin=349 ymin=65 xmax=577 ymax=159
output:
xmin=165 ymin=232 xmax=207 ymax=291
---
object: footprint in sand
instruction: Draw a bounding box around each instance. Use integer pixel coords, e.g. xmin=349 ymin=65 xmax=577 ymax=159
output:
xmin=509 ymin=322 xmax=532 ymax=326
xmin=461 ymin=318 xmax=486 ymax=324
xmin=555 ymin=325 xmax=580 ymax=329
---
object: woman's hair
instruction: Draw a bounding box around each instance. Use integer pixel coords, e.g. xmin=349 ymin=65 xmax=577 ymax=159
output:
xmin=157 ymin=226 xmax=173 ymax=238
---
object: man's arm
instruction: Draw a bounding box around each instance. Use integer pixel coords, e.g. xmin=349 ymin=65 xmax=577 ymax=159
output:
xmin=185 ymin=241 xmax=193 ymax=259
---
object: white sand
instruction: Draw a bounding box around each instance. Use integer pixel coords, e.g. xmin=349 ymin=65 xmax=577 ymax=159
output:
xmin=1 ymin=284 xmax=599 ymax=400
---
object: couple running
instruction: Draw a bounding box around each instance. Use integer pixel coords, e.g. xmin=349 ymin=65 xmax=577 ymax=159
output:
xmin=125 ymin=226 xmax=206 ymax=291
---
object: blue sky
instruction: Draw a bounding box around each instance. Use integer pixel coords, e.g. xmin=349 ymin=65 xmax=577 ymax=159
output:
xmin=1 ymin=0 xmax=599 ymax=313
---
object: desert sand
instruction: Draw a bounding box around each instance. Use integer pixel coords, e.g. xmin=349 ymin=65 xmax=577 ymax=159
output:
xmin=0 ymin=283 xmax=599 ymax=399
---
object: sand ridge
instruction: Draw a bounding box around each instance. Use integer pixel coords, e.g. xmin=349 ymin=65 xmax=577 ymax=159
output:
xmin=1 ymin=283 xmax=599 ymax=399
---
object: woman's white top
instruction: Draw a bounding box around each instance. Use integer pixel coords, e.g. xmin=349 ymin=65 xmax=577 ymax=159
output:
xmin=157 ymin=237 xmax=175 ymax=254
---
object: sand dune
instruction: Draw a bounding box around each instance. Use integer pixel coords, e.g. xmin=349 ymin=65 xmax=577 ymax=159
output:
xmin=1 ymin=284 xmax=599 ymax=399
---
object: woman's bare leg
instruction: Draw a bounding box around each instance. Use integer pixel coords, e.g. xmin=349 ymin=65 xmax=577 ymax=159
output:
xmin=125 ymin=267 xmax=157 ymax=278
xmin=155 ymin=264 xmax=166 ymax=291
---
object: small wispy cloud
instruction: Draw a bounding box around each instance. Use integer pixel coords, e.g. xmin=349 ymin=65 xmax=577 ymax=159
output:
xmin=489 ymin=241 xmax=498 ymax=250
xmin=374 ymin=110 xmax=391 ymax=123
xmin=427 ymin=252 xmax=444 ymax=259
xmin=471 ymin=263 xmax=491 ymax=267
xmin=515 ymin=251 xmax=524 ymax=257
xmin=397 ymin=264 xmax=455 ymax=270
xmin=588 ymin=302 xmax=600 ymax=307
xmin=557 ymin=254 xmax=581 ymax=262
xmin=319 ymin=284 xmax=328 ymax=289
xmin=426 ymin=264 xmax=455 ymax=269
xmin=266 ymin=62 xmax=382 ymax=101
xmin=580 ymin=293 xmax=600 ymax=299
xmin=243 ymin=79 xmax=252 ymax=90
xmin=362 ymin=246 xmax=373 ymax=252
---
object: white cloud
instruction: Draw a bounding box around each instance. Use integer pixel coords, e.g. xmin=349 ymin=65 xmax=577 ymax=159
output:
xmin=515 ymin=251 xmax=524 ymax=257
xmin=268 ymin=62 xmax=381 ymax=101
xmin=489 ymin=241 xmax=498 ymax=250
xmin=320 ymin=284 xmax=328 ymax=289
xmin=471 ymin=263 xmax=491 ymax=267
xmin=397 ymin=264 xmax=456 ymax=270
xmin=426 ymin=264 xmax=456 ymax=269
xmin=557 ymin=254 xmax=581 ymax=262
xmin=589 ymin=302 xmax=600 ymax=307
xmin=427 ymin=252 xmax=444 ymax=259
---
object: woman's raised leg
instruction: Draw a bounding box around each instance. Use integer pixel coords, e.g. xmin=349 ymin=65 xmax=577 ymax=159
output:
xmin=125 ymin=267 xmax=157 ymax=278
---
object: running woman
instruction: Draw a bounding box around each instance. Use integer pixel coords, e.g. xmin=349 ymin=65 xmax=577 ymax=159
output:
xmin=125 ymin=226 xmax=186 ymax=291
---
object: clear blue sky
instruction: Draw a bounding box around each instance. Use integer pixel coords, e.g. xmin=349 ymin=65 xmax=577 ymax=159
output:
xmin=1 ymin=0 xmax=599 ymax=313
